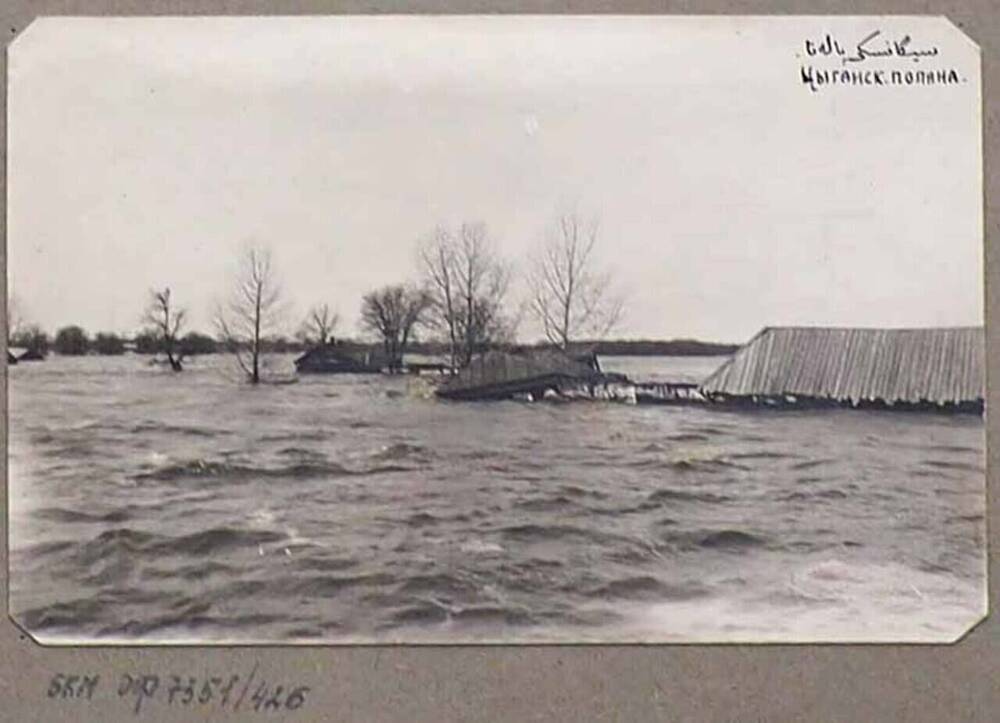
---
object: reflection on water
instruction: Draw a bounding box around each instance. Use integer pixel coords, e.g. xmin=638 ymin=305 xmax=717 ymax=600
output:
xmin=8 ymin=354 xmax=986 ymax=643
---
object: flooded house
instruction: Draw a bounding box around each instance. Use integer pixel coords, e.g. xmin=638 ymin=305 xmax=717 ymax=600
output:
xmin=435 ymin=348 xmax=624 ymax=401
xmin=401 ymin=353 xmax=453 ymax=375
xmin=699 ymin=326 xmax=985 ymax=413
xmin=293 ymin=341 xmax=383 ymax=374
xmin=14 ymin=347 xmax=45 ymax=361
xmin=6 ymin=346 xmax=46 ymax=363
xmin=295 ymin=340 xmax=453 ymax=375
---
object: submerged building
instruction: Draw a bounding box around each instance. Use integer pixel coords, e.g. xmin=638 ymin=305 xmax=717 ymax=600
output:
xmin=699 ymin=326 xmax=985 ymax=412
xmin=293 ymin=341 xmax=383 ymax=374
xmin=436 ymin=349 xmax=615 ymax=401
xmin=295 ymin=342 xmax=453 ymax=375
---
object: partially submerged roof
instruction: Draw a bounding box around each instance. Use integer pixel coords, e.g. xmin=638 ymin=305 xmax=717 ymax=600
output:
xmin=294 ymin=342 xmax=383 ymax=373
xmin=700 ymin=326 xmax=984 ymax=405
xmin=437 ymin=349 xmax=606 ymax=400
xmin=11 ymin=346 xmax=45 ymax=361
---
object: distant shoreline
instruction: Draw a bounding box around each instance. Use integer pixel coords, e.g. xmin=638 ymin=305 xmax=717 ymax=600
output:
xmin=340 ymin=338 xmax=741 ymax=357
xmin=401 ymin=339 xmax=740 ymax=357
xmin=567 ymin=339 xmax=739 ymax=357
xmin=15 ymin=337 xmax=740 ymax=359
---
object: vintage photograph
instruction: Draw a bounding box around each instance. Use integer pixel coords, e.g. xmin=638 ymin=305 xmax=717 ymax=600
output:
xmin=6 ymin=16 xmax=984 ymax=644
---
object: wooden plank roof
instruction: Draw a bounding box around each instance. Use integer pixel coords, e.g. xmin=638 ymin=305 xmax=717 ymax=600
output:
xmin=699 ymin=326 xmax=984 ymax=405
xmin=438 ymin=350 xmax=602 ymax=397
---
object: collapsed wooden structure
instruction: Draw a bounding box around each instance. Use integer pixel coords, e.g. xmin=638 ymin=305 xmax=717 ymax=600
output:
xmin=296 ymin=325 xmax=984 ymax=413
xmin=699 ymin=326 xmax=984 ymax=412
xmin=435 ymin=326 xmax=984 ymax=412
xmin=634 ymin=381 xmax=703 ymax=406
xmin=435 ymin=349 xmax=623 ymax=401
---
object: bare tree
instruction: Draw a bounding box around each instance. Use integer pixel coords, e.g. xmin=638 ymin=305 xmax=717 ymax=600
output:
xmin=5 ymin=291 xmax=22 ymax=343
xmin=214 ymin=245 xmax=284 ymax=384
xmin=359 ymin=285 xmax=432 ymax=373
xmin=528 ymin=212 xmax=624 ymax=349
xmin=419 ymin=222 xmax=512 ymax=369
xmin=298 ymin=303 xmax=339 ymax=346
xmin=142 ymin=287 xmax=186 ymax=371
xmin=419 ymin=227 xmax=459 ymax=367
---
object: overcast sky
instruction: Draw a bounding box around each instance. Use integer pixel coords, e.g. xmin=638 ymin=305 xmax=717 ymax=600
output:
xmin=7 ymin=16 xmax=982 ymax=344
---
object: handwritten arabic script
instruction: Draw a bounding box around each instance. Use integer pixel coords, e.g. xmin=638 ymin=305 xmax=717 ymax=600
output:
xmin=800 ymin=29 xmax=965 ymax=93
xmin=805 ymin=30 xmax=939 ymax=64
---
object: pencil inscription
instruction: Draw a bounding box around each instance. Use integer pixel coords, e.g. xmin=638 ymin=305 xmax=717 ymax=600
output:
xmin=44 ymin=667 xmax=309 ymax=716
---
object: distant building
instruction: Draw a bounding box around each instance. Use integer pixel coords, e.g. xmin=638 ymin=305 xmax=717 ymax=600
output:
xmin=700 ymin=326 xmax=984 ymax=411
xmin=7 ymin=346 xmax=45 ymax=362
xmin=293 ymin=341 xmax=383 ymax=374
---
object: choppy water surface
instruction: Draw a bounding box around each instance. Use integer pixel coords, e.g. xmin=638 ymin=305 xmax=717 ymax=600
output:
xmin=8 ymin=354 xmax=986 ymax=643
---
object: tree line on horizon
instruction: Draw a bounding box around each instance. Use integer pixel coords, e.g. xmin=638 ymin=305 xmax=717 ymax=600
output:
xmin=6 ymin=324 xmax=229 ymax=358
xmin=5 ymin=323 xmax=737 ymax=361
xmin=8 ymin=210 xmax=633 ymax=382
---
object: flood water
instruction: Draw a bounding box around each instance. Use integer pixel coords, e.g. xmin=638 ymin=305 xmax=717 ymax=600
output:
xmin=7 ymin=354 xmax=986 ymax=643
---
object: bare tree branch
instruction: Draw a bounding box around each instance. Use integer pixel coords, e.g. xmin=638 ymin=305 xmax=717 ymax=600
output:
xmin=213 ymin=244 xmax=285 ymax=383
xmin=359 ymin=284 xmax=432 ymax=373
xmin=527 ymin=211 xmax=625 ymax=349
xmin=298 ymin=303 xmax=340 ymax=346
xmin=418 ymin=222 xmax=514 ymax=369
xmin=5 ymin=291 xmax=22 ymax=342
xmin=142 ymin=287 xmax=187 ymax=371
